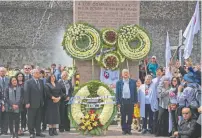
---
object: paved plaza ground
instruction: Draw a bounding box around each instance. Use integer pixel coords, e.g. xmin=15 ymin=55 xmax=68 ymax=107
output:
xmin=1 ymin=125 xmax=168 ymax=138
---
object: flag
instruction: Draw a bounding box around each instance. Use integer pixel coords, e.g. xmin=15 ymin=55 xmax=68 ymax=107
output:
xmin=183 ymin=0 xmax=200 ymax=59
xmin=165 ymin=32 xmax=172 ymax=78
xmin=165 ymin=32 xmax=171 ymax=68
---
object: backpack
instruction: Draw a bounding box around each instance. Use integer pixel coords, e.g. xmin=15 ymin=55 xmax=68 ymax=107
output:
xmin=189 ymin=84 xmax=201 ymax=109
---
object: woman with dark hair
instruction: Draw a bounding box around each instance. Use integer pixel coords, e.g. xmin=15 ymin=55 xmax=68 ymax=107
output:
xmin=45 ymin=74 xmax=64 ymax=136
xmin=168 ymin=77 xmax=180 ymax=138
xmin=5 ymin=76 xmax=23 ymax=138
xmin=15 ymin=72 xmax=25 ymax=136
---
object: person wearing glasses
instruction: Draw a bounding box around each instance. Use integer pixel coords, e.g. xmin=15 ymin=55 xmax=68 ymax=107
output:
xmin=173 ymin=107 xmax=197 ymax=138
xmin=168 ymin=77 xmax=181 ymax=138
xmin=23 ymin=65 xmax=32 ymax=81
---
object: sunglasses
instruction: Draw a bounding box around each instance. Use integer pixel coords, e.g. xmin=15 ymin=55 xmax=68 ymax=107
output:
xmin=18 ymin=76 xmax=23 ymax=77
xmin=24 ymin=68 xmax=30 ymax=70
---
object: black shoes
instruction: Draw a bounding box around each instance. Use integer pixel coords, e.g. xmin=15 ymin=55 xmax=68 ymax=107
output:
xmin=65 ymin=129 xmax=70 ymax=132
xmin=49 ymin=128 xmax=58 ymax=136
xmin=122 ymin=131 xmax=132 ymax=135
xmin=10 ymin=133 xmax=18 ymax=138
xmin=52 ymin=128 xmax=58 ymax=135
xmin=30 ymin=134 xmax=35 ymax=138
xmin=49 ymin=128 xmax=54 ymax=136
xmin=36 ymin=133 xmax=45 ymax=137
xmin=141 ymin=129 xmax=147 ymax=134
xmin=122 ymin=131 xmax=127 ymax=135
xmin=127 ymin=131 xmax=132 ymax=135
xmin=59 ymin=129 xmax=64 ymax=132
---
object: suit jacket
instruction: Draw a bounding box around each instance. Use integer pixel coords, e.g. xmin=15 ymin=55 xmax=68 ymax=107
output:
xmin=24 ymin=78 xmax=45 ymax=108
xmin=24 ymin=74 xmax=32 ymax=82
xmin=58 ymin=79 xmax=73 ymax=100
xmin=116 ymin=79 xmax=138 ymax=105
xmin=0 ymin=76 xmax=9 ymax=91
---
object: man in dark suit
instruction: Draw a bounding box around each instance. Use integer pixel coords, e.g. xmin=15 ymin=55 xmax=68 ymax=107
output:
xmin=21 ymin=65 xmax=32 ymax=133
xmin=24 ymin=69 xmax=45 ymax=138
xmin=0 ymin=67 xmax=9 ymax=135
xmin=116 ymin=69 xmax=138 ymax=135
xmin=58 ymin=71 xmax=73 ymax=132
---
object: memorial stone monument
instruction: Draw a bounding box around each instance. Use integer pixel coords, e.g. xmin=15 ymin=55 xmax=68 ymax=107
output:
xmin=74 ymin=1 xmax=140 ymax=84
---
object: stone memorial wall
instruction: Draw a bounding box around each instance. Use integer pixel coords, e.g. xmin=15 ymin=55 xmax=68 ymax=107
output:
xmin=74 ymin=1 xmax=140 ymax=84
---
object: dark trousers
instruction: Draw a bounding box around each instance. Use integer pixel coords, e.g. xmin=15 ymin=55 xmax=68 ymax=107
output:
xmin=20 ymin=106 xmax=27 ymax=129
xmin=1 ymin=112 xmax=9 ymax=133
xmin=27 ymin=108 xmax=42 ymax=135
xmin=59 ymin=101 xmax=70 ymax=131
xmin=8 ymin=112 xmax=20 ymax=134
xmin=153 ymin=110 xmax=159 ymax=133
xmin=171 ymin=110 xmax=178 ymax=133
xmin=0 ymin=111 xmax=1 ymax=132
xmin=120 ymin=100 xmax=134 ymax=132
xmin=142 ymin=104 xmax=153 ymax=130
xmin=41 ymin=105 xmax=46 ymax=130
xmin=156 ymin=107 xmax=169 ymax=136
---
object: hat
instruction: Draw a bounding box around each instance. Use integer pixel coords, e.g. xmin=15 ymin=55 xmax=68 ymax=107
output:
xmin=183 ymin=72 xmax=195 ymax=83
xmin=152 ymin=56 xmax=156 ymax=59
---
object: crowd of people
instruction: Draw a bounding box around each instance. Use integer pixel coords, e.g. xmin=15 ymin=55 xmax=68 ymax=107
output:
xmin=0 ymin=56 xmax=201 ymax=138
xmin=0 ymin=64 xmax=73 ymax=138
xmin=116 ymin=56 xmax=201 ymax=138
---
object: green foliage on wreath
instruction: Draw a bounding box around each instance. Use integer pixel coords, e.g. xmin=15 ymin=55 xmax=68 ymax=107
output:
xmin=117 ymin=24 xmax=152 ymax=60
xmin=62 ymin=23 xmax=101 ymax=60
xmin=69 ymin=81 xmax=117 ymax=135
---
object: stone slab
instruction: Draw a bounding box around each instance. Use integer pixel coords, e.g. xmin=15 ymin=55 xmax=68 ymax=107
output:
xmin=74 ymin=1 xmax=140 ymax=83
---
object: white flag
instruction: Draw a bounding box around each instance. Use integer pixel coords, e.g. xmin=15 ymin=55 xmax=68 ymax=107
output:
xmin=165 ymin=32 xmax=172 ymax=78
xmin=165 ymin=32 xmax=171 ymax=68
xmin=183 ymin=1 xmax=200 ymax=59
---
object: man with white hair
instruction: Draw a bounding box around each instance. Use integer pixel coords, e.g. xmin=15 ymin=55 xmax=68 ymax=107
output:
xmin=23 ymin=65 xmax=32 ymax=81
xmin=24 ymin=69 xmax=45 ymax=138
xmin=116 ymin=69 xmax=138 ymax=135
xmin=58 ymin=71 xmax=73 ymax=132
xmin=0 ymin=67 xmax=9 ymax=135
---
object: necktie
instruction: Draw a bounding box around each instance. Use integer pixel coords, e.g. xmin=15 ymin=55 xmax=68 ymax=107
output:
xmin=36 ymin=80 xmax=40 ymax=90
xmin=2 ymin=78 xmax=5 ymax=89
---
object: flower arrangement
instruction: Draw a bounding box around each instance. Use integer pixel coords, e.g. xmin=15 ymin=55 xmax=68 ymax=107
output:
xmin=79 ymin=110 xmax=103 ymax=135
xmin=102 ymin=29 xmax=117 ymax=46
xmin=118 ymin=25 xmax=151 ymax=60
xmin=62 ymin=23 xmax=101 ymax=60
xmin=100 ymin=51 xmax=120 ymax=70
xmin=69 ymin=81 xmax=117 ymax=136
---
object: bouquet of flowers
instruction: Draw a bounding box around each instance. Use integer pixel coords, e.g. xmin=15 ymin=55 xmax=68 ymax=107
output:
xmin=79 ymin=110 xmax=103 ymax=135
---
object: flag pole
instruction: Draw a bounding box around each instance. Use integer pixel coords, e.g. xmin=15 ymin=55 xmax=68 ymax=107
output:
xmin=144 ymin=58 xmax=148 ymax=76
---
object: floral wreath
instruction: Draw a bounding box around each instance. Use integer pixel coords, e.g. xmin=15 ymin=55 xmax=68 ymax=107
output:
xmin=62 ymin=23 xmax=101 ymax=60
xmin=102 ymin=28 xmax=117 ymax=46
xmin=100 ymin=51 xmax=120 ymax=70
xmin=118 ymin=25 xmax=151 ymax=60
xmin=69 ymin=81 xmax=117 ymax=135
